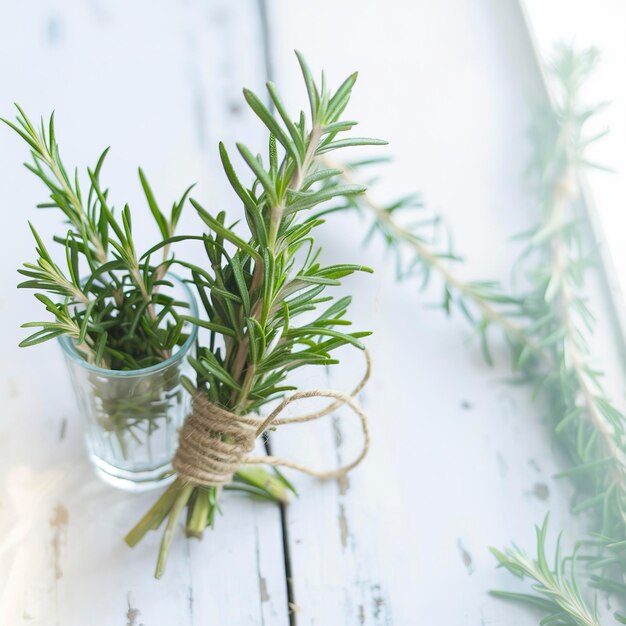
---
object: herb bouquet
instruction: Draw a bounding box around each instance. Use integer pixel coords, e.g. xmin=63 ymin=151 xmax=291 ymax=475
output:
xmin=126 ymin=52 xmax=383 ymax=576
xmin=5 ymin=108 xmax=200 ymax=486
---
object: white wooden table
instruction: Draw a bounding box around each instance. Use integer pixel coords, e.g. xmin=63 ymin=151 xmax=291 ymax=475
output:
xmin=0 ymin=1 xmax=608 ymax=624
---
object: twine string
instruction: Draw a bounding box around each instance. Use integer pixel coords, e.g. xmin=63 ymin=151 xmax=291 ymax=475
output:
xmin=172 ymin=350 xmax=371 ymax=487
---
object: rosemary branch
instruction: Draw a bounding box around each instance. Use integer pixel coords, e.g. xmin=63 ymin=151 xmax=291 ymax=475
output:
xmin=492 ymin=45 xmax=626 ymax=623
xmin=548 ymin=169 xmax=626 ymax=508
xmin=125 ymin=52 xmax=383 ymax=577
xmin=491 ymin=517 xmax=602 ymax=626
xmin=329 ymin=157 xmax=537 ymax=350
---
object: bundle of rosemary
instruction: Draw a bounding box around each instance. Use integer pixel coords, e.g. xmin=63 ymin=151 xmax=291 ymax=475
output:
xmin=4 ymin=108 xmax=200 ymax=460
xmin=4 ymin=107 xmax=193 ymax=369
xmin=125 ymin=52 xmax=383 ymax=577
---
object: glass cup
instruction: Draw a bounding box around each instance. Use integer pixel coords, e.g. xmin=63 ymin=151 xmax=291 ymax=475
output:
xmin=58 ymin=275 xmax=198 ymax=492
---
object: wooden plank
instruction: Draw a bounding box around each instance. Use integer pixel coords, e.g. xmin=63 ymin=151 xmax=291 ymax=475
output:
xmin=0 ymin=1 xmax=289 ymax=624
xmin=266 ymin=0 xmax=595 ymax=623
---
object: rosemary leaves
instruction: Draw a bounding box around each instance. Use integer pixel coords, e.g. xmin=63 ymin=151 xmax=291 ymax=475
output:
xmin=126 ymin=52 xmax=384 ymax=577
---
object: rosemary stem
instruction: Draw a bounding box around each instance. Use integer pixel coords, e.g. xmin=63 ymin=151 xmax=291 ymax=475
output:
xmin=185 ymin=489 xmax=210 ymax=539
xmin=331 ymin=159 xmax=538 ymax=351
xmin=231 ymin=123 xmax=323 ymax=407
xmin=40 ymin=145 xmax=108 ymax=265
xmin=155 ymin=482 xmax=193 ymax=579
xmin=550 ymin=173 xmax=626 ymax=499
xmin=124 ymin=479 xmax=183 ymax=547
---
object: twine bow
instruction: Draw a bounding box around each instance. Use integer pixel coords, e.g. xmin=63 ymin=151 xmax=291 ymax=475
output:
xmin=172 ymin=351 xmax=371 ymax=487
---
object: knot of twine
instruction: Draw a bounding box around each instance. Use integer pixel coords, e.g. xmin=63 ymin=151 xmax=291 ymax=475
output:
xmin=172 ymin=351 xmax=371 ymax=487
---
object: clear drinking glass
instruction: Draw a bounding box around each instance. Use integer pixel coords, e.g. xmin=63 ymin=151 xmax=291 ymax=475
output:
xmin=58 ymin=275 xmax=198 ymax=492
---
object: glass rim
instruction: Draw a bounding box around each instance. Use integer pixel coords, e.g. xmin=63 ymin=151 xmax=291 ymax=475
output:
xmin=58 ymin=272 xmax=198 ymax=378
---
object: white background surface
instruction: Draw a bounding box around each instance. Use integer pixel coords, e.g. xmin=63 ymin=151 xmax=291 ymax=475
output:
xmin=0 ymin=1 xmax=616 ymax=624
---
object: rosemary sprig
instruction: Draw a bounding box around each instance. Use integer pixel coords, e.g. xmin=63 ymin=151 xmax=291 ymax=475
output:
xmin=5 ymin=109 xmax=200 ymax=457
xmin=325 ymin=156 xmax=537 ymax=358
xmin=4 ymin=107 xmax=194 ymax=369
xmin=521 ymin=46 xmax=626 ymax=496
xmin=491 ymin=517 xmax=601 ymax=626
xmin=125 ymin=52 xmax=384 ymax=577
